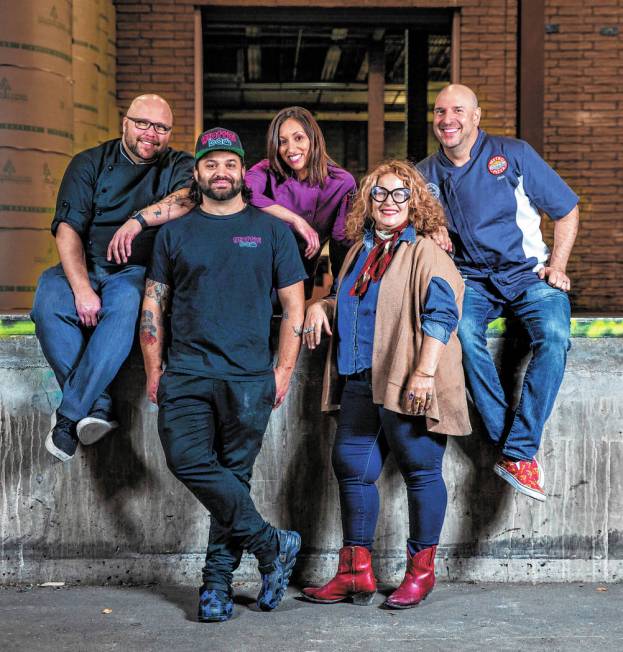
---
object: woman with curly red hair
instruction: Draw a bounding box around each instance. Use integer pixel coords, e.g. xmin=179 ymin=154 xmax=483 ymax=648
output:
xmin=301 ymin=160 xmax=470 ymax=609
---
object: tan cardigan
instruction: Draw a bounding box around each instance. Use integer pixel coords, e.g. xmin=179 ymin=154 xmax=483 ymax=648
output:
xmin=321 ymin=237 xmax=471 ymax=437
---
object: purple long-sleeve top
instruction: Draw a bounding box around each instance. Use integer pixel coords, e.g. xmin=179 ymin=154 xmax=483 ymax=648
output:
xmin=245 ymin=159 xmax=356 ymax=243
xmin=245 ymin=160 xmax=357 ymax=289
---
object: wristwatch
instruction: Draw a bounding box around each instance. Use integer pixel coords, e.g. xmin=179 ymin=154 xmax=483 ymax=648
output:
xmin=130 ymin=211 xmax=147 ymax=230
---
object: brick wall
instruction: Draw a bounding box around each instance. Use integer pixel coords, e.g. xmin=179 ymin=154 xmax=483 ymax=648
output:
xmin=115 ymin=0 xmax=622 ymax=312
xmin=115 ymin=0 xmax=517 ymax=150
xmin=543 ymin=0 xmax=623 ymax=312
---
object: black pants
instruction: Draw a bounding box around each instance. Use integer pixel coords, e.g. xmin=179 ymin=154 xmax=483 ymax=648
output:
xmin=157 ymin=371 xmax=278 ymax=591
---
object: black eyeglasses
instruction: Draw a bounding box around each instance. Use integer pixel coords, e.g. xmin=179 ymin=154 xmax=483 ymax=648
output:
xmin=126 ymin=116 xmax=172 ymax=135
xmin=370 ymin=186 xmax=411 ymax=204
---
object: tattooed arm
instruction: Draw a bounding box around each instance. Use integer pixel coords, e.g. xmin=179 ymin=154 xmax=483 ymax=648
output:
xmin=140 ymin=278 xmax=171 ymax=403
xmin=107 ymin=188 xmax=196 ymax=264
xmin=273 ymin=281 xmax=305 ymax=409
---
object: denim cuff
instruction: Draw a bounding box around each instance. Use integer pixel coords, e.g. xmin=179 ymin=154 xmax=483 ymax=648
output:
xmin=422 ymin=319 xmax=451 ymax=345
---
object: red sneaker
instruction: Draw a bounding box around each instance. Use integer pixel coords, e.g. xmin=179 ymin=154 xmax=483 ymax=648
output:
xmin=493 ymin=456 xmax=545 ymax=502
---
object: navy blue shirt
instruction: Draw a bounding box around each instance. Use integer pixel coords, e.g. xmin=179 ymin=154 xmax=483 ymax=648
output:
xmin=416 ymin=130 xmax=578 ymax=301
xmin=51 ymin=139 xmax=194 ymax=268
xmin=336 ymin=225 xmax=459 ymax=375
xmin=148 ymin=205 xmax=307 ymax=380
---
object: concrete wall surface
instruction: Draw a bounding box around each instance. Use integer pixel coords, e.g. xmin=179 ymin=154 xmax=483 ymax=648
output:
xmin=1 ymin=317 xmax=622 ymax=586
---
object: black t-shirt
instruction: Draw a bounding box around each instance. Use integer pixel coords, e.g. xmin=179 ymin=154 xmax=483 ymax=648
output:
xmin=51 ymin=139 xmax=194 ymax=268
xmin=148 ymin=205 xmax=307 ymax=379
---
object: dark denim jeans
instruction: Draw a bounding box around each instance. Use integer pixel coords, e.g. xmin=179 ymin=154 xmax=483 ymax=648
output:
xmin=31 ymin=263 xmax=145 ymax=422
xmin=157 ymin=371 xmax=278 ymax=591
xmin=333 ymin=378 xmax=448 ymax=552
xmin=458 ymin=281 xmax=571 ymax=461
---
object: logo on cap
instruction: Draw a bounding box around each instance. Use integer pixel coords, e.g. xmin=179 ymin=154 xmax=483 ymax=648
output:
xmin=201 ymin=129 xmax=238 ymax=146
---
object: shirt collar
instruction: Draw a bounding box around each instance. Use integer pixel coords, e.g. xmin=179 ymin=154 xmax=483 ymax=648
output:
xmin=119 ymin=140 xmax=137 ymax=165
xmin=363 ymin=223 xmax=416 ymax=250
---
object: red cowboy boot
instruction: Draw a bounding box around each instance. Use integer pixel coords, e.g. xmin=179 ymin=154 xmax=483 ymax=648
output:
xmin=302 ymin=545 xmax=377 ymax=605
xmin=384 ymin=545 xmax=436 ymax=609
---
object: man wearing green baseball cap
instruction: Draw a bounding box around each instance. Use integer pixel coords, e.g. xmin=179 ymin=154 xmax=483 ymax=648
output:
xmin=141 ymin=128 xmax=307 ymax=622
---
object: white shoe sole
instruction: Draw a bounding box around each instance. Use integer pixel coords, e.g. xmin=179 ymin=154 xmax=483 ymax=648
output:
xmin=44 ymin=414 xmax=74 ymax=462
xmin=494 ymin=462 xmax=546 ymax=502
xmin=77 ymin=417 xmax=118 ymax=445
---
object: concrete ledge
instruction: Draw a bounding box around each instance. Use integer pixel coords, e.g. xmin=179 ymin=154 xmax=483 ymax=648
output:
xmin=1 ymin=316 xmax=622 ymax=585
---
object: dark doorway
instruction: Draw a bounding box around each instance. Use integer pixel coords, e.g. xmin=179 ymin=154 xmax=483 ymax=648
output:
xmin=201 ymin=7 xmax=453 ymax=178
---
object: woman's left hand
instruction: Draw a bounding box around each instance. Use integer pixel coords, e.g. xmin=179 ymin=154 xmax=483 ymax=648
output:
xmin=293 ymin=217 xmax=321 ymax=259
xmin=402 ymin=372 xmax=435 ymax=415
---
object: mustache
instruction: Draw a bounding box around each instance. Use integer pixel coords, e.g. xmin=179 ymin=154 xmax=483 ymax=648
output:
xmin=209 ymin=176 xmax=235 ymax=183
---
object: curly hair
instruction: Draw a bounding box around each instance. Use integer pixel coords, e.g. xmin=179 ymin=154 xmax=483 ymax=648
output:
xmin=345 ymin=160 xmax=446 ymax=241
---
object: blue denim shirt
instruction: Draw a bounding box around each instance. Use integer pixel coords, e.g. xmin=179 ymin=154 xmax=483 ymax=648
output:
xmin=336 ymin=225 xmax=459 ymax=375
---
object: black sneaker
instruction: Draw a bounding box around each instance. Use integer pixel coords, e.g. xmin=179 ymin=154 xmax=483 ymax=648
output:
xmin=45 ymin=413 xmax=79 ymax=462
xmin=77 ymin=410 xmax=118 ymax=446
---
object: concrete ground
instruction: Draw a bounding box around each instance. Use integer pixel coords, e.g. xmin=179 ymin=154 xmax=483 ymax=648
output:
xmin=1 ymin=582 xmax=622 ymax=652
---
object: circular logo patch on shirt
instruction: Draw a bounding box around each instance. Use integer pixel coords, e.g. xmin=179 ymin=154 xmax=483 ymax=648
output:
xmin=426 ymin=182 xmax=440 ymax=199
xmin=487 ymin=155 xmax=508 ymax=175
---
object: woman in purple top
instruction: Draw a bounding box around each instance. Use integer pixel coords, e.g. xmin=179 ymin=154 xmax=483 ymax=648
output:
xmin=245 ymin=106 xmax=357 ymax=298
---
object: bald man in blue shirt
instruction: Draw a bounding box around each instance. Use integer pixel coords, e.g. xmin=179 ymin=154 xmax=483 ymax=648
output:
xmin=417 ymin=84 xmax=579 ymax=502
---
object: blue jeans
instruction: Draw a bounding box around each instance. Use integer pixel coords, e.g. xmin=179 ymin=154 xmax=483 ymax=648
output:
xmin=31 ymin=263 xmax=146 ymax=422
xmin=333 ymin=378 xmax=447 ymax=552
xmin=458 ymin=281 xmax=571 ymax=461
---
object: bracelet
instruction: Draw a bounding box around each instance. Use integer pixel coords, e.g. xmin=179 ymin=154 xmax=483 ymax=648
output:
xmin=131 ymin=211 xmax=147 ymax=230
xmin=413 ymin=369 xmax=435 ymax=378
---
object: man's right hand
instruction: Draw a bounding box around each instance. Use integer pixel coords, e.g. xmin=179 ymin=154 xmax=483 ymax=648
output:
xmin=107 ymin=218 xmax=143 ymax=264
xmin=427 ymin=225 xmax=453 ymax=253
xmin=75 ymin=287 xmax=101 ymax=327
xmin=146 ymin=368 xmax=163 ymax=404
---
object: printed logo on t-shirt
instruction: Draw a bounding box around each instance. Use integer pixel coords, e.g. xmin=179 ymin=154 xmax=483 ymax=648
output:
xmin=487 ymin=155 xmax=508 ymax=176
xmin=426 ymin=182 xmax=440 ymax=199
xmin=233 ymin=236 xmax=262 ymax=248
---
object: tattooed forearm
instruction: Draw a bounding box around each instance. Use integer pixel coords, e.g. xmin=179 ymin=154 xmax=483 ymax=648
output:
xmin=139 ymin=309 xmax=158 ymax=345
xmin=293 ymin=325 xmax=303 ymax=337
xmin=144 ymin=279 xmax=170 ymax=308
xmin=145 ymin=190 xmax=196 ymax=224
xmin=283 ymin=311 xmax=289 ymax=320
xmin=162 ymin=190 xmax=195 ymax=208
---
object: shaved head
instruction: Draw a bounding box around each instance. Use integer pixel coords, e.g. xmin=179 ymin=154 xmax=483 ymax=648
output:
xmin=432 ymin=84 xmax=481 ymax=165
xmin=435 ymin=84 xmax=479 ymax=109
xmin=122 ymin=94 xmax=173 ymax=163
xmin=126 ymin=94 xmax=173 ymax=127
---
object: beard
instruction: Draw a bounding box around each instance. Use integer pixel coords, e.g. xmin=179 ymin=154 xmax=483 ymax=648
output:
xmin=122 ymin=127 xmax=161 ymax=162
xmin=199 ymin=176 xmax=243 ymax=201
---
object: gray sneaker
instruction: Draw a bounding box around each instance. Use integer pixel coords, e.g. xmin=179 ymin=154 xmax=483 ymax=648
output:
xmin=77 ymin=412 xmax=118 ymax=445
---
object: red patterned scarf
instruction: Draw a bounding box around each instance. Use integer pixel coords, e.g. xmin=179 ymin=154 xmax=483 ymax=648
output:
xmin=349 ymin=220 xmax=409 ymax=298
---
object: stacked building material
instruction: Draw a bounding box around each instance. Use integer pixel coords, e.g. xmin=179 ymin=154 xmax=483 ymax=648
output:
xmin=0 ymin=0 xmax=73 ymax=310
